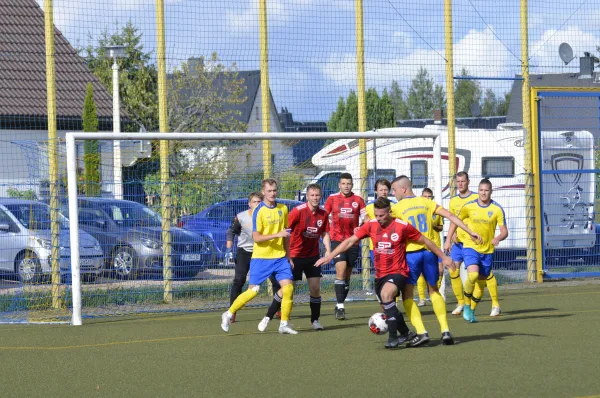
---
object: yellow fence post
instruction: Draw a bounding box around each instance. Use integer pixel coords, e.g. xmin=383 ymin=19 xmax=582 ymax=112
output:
xmin=521 ymin=0 xmax=537 ymax=283
xmin=156 ymin=0 xmax=173 ymax=302
xmin=444 ymin=0 xmax=457 ymax=196
xmin=355 ymin=0 xmax=370 ymax=292
xmin=530 ymin=88 xmax=544 ymax=283
xmin=44 ymin=0 xmax=63 ymax=309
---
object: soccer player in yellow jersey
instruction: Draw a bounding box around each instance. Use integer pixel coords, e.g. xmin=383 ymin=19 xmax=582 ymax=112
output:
xmin=221 ymin=178 xmax=297 ymax=335
xmin=416 ymin=188 xmax=444 ymax=306
xmin=391 ymin=176 xmax=482 ymax=346
xmin=443 ymin=172 xmax=502 ymax=317
xmin=448 ymin=178 xmax=508 ymax=323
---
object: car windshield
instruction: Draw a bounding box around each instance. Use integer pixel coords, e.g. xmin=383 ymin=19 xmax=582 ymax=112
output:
xmin=103 ymin=202 xmax=162 ymax=227
xmin=5 ymin=204 xmax=69 ymax=230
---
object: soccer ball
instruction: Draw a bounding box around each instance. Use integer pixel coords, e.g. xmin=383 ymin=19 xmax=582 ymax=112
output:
xmin=368 ymin=313 xmax=388 ymax=335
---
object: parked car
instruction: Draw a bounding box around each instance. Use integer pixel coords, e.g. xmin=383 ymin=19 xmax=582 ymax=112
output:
xmin=61 ymin=198 xmax=217 ymax=279
xmin=0 ymin=199 xmax=104 ymax=283
xmin=179 ymin=198 xmax=304 ymax=256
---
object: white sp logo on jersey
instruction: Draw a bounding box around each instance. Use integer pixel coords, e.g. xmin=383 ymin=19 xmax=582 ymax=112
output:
xmin=352 ymin=202 xmax=358 ymax=208
xmin=377 ymin=242 xmax=392 ymax=249
xmin=317 ymin=220 xmax=323 ymax=227
xmin=306 ymin=227 xmax=318 ymax=233
xmin=340 ymin=208 xmax=353 ymax=214
xmin=390 ymin=233 xmax=399 ymax=242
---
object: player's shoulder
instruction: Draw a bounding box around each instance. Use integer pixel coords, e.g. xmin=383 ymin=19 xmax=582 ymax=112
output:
xmin=393 ymin=218 xmax=408 ymax=226
xmin=490 ymin=200 xmax=505 ymax=212
xmin=294 ymin=203 xmax=308 ymax=211
xmin=275 ymin=202 xmax=288 ymax=210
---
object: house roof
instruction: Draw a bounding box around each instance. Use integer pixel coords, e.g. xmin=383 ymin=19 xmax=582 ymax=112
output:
xmin=506 ymin=73 xmax=600 ymax=136
xmin=0 ymin=0 xmax=113 ymax=119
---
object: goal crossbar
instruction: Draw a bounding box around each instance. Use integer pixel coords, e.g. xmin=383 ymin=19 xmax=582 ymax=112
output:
xmin=65 ymin=130 xmax=441 ymax=325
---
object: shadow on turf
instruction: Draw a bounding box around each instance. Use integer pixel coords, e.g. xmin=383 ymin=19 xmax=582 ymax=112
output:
xmin=501 ymin=307 xmax=557 ymax=316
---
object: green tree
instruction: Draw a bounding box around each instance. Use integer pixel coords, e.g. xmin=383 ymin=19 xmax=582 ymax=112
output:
xmin=454 ymin=68 xmax=482 ymax=117
xmin=328 ymin=97 xmax=346 ymax=132
xmin=379 ymin=88 xmax=396 ymax=128
xmin=390 ymin=80 xmax=409 ymax=120
xmin=406 ymin=67 xmax=446 ymax=119
xmin=365 ymin=88 xmax=381 ymax=130
xmin=481 ymin=89 xmax=498 ymax=116
xmin=84 ymin=21 xmax=158 ymax=132
xmin=82 ymin=83 xmax=101 ymax=197
xmin=341 ymin=90 xmax=359 ymax=131
xmin=496 ymin=91 xmax=511 ymax=116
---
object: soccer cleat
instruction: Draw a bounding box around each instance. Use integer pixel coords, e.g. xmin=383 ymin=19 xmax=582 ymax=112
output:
xmin=406 ymin=332 xmax=430 ymax=347
xmin=258 ymin=316 xmax=270 ymax=332
xmin=490 ymin=306 xmax=501 ymax=317
xmin=417 ymin=299 xmax=427 ymax=307
xmin=278 ymin=324 xmax=298 ymax=335
xmin=469 ymin=311 xmax=478 ymax=323
xmin=221 ymin=312 xmax=232 ymax=333
xmin=397 ymin=331 xmax=417 ymax=345
xmin=311 ymin=320 xmax=324 ymax=330
xmin=452 ymin=304 xmax=464 ymax=316
xmin=230 ymin=313 xmax=236 ymax=324
xmin=385 ymin=336 xmax=400 ymax=349
xmin=462 ymin=306 xmax=472 ymax=322
xmin=441 ymin=331 xmax=455 ymax=345
xmin=335 ymin=306 xmax=346 ymax=320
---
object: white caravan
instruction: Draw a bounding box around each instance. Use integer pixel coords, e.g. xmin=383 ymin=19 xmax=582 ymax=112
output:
xmin=305 ymin=124 xmax=596 ymax=253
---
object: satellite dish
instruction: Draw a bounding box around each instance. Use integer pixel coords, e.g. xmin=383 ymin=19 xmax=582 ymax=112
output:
xmin=470 ymin=102 xmax=481 ymax=117
xmin=559 ymin=42 xmax=575 ymax=65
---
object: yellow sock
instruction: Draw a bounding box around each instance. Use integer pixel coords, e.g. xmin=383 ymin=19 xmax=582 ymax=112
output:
xmin=471 ymin=279 xmax=486 ymax=310
xmin=229 ymin=288 xmax=258 ymax=314
xmin=449 ymin=268 xmax=464 ymax=306
xmin=403 ymin=298 xmax=427 ymax=334
xmin=417 ymin=275 xmax=427 ymax=301
xmin=463 ymin=272 xmax=479 ymax=306
xmin=486 ymin=273 xmax=500 ymax=308
xmin=430 ymin=291 xmax=449 ymax=333
xmin=280 ymin=284 xmax=294 ymax=321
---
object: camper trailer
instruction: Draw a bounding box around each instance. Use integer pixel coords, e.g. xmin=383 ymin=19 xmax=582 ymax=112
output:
xmin=304 ymin=124 xmax=597 ymax=257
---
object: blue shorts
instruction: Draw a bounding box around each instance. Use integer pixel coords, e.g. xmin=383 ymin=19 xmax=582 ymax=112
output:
xmin=248 ymin=257 xmax=293 ymax=286
xmin=463 ymin=248 xmax=494 ymax=277
xmin=406 ymin=249 xmax=439 ymax=286
xmin=451 ymin=243 xmax=464 ymax=263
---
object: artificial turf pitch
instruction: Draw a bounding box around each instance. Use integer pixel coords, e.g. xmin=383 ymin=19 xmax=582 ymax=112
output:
xmin=0 ymin=281 xmax=599 ymax=397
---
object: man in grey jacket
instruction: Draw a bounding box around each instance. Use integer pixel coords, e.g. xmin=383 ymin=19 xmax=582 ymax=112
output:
xmin=226 ymin=192 xmax=280 ymax=322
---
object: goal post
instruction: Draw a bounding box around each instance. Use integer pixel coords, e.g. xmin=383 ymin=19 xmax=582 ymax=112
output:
xmin=65 ymin=130 xmax=441 ymax=326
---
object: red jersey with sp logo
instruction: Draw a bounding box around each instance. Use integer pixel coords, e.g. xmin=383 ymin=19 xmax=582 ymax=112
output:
xmin=288 ymin=203 xmax=329 ymax=258
xmin=324 ymin=192 xmax=365 ymax=244
xmin=354 ymin=219 xmax=421 ymax=278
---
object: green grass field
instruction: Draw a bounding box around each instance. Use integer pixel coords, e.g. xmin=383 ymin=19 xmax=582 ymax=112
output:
xmin=1 ymin=281 xmax=600 ymax=397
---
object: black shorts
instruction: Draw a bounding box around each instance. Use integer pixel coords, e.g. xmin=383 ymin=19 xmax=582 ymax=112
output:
xmin=374 ymin=273 xmax=407 ymax=303
xmin=331 ymin=241 xmax=359 ymax=267
xmin=292 ymin=256 xmax=322 ymax=281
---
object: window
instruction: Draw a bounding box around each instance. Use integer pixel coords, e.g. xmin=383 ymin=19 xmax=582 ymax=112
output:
xmin=482 ymin=157 xmax=514 ymax=178
xmin=368 ymin=169 xmax=396 ymax=192
xmin=410 ymin=160 xmax=428 ymax=188
xmin=317 ymin=172 xmax=342 ymax=198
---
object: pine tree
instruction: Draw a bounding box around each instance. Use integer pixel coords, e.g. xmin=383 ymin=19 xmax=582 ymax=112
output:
xmin=379 ymin=88 xmax=396 ymax=128
xmin=82 ymin=83 xmax=100 ymax=197
xmin=390 ymin=80 xmax=409 ymax=120
xmin=454 ymin=68 xmax=482 ymax=117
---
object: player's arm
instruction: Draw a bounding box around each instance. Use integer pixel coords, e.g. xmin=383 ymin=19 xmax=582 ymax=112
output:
xmin=492 ymin=225 xmax=509 ymax=246
xmin=226 ymin=217 xmax=242 ymax=249
xmin=435 ymin=206 xmax=482 ymax=245
xmin=321 ymin=231 xmax=332 ymax=257
xmin=314 ymin=235 xmax=360 ymax=267
xmin=444 ymin=222 xmax=458 ymax=253
xmin=433 ymin=217 xmax=443 ymax=232
xmin=415 ymin=234 xmax=456 ymax=272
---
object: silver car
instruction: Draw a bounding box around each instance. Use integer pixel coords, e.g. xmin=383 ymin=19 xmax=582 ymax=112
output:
xmin=0 ymin=199 xmax=104 ymax=283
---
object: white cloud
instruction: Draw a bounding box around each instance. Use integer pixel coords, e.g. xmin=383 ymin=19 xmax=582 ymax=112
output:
xmin=529 ymin=25 xmax=600 ymax=71
xmin=226 ymin=0 xmax=289 ymax=35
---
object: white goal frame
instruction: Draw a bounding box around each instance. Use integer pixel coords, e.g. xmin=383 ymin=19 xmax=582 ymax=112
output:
xmin=65 ymin=130 xmax=441 ymax=325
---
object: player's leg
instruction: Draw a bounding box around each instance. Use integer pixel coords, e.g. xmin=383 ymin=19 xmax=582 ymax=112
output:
xmin=423 ymin=252 xmax=453 ymax=345
xmin=402 ymin=251 xmax=429 ymax=347
xmin=486 ymin=271 xmax=501 ymax=316
xmin=342 ymin=245 xmax=359 ymax=301
xmin=450 ymin=243 xmax=465 ymax=315
xmin=304 ymin=256 xmax=324 ymax=330
xmin=462 ymin=249 xmax=481 ymax=322
xmin=470 ymin=253 xmax=494 ymax=322
xmin=332 ymin=241 xmax=349 ymax=319
xmin=437 ymin=261 xmax=446 ymax=300
xmin=259 ymin=259 xmax=299 ymax=331
xmin=417 ymin=274 xmax=428 ymax=306
xmin=229 ymin=248 xmax=252 ymax=323
xmin=273 ymin=258 xmax=297 ymax=334
xmin=380 ymin=279 xmax=406 ymax=349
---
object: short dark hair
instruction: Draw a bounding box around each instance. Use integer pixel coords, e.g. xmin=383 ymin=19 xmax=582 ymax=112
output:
xmin=422 ymin=187 xmax=433 ymax=196
xmin=479 ymin=178 xmax=492 ymax=189
xmin=340 ymin=173 xmax=353 ymax=181
xmin=391 ymin=175 xmax=410 ymax=186
xmin=456 ymin=171 xmax=469 ymax=180
xmin=261 ymin=178 xmax=278 ymax=188
xmin=306 ymin=183 xmax=322 ymax=194
xmin=374 ymin=178 xmax=391 ymax=191
xmin=248 ymin=192 xmax=263 ymax=201
xmin=373 ymin=197 xmax=391 ymax=210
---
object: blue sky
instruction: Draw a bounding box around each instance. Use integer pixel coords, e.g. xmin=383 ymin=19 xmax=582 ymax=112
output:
xmin=40 ymin=0 xmax=600 ymax=121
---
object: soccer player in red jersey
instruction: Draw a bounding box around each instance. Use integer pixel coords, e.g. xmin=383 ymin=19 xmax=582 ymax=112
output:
xmin=259 ymin=184 xmax=331 ymax=331
xmin=316 ymin=197 xmax=454 ymax=349
xmin=324 ymin=173 xmax=366 ymax=320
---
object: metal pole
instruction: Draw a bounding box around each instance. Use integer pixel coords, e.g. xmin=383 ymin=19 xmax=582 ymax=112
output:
xmin=44 ymin=0 xmax=63 ymax=310
xmin=112 ymin=59 xmax=123 ymax=200
xmin=521 ymin=0 xmax=537 ymax=282
xmin=259 ymin=0 xmax=272 ymax=179
xmin=66 ymin=135 xmax=82 ymax=325
xmin=445 ymin=0 xmax=457 ymax=196
xmin=156 ymin=0 xmax=173 ymax=302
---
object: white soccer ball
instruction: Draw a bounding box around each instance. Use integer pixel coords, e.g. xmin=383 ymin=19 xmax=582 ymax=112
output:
xmin=368 ymin=313 xmax=388 ymax=335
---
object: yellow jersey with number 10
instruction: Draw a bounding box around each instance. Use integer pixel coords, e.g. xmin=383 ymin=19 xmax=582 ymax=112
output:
xmin=391 ymin=196 xmax=438 ymax=252
xmin=449 ymin=191 xmax=478 ymax=243
xmin=458 ymin=199 xmax=506 ymax=254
